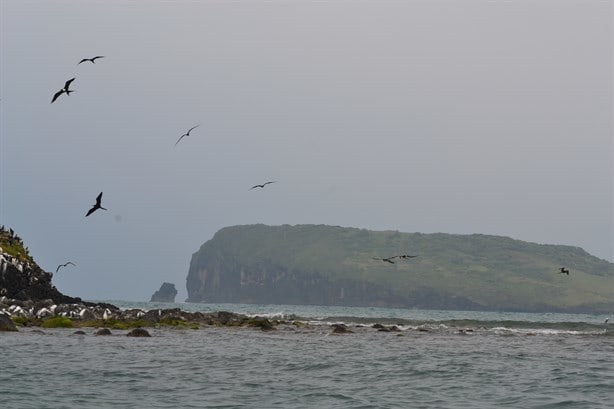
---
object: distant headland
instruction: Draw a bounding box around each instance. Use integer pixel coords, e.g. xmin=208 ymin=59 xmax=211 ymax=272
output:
xmin=186 ymin=224 xmax=614 ymax=313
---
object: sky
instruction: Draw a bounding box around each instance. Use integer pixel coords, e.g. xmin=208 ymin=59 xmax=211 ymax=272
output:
xmin=0 ymin=1 xmax=612 ymax=302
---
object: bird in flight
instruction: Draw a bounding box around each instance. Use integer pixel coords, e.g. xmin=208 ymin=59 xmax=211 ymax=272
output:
xmin=558 ymin=267 xmax=570 ymax=275
xmin=85 ymin=192 xmax=107 ymax=217
xmin=78 ymin=56 xmax=105 ymax=64
xmin=51 ymin=78 xmax=76 ymax=103
xmin=250 ymin=181 xmax=276 ymax=190
xmin=175 ymin=125 xmax=200 ymax=146
xmin=56 ymin=261 xmax=76 ymax=273
xmin=372 ymin=255 xmax=418 ymax=264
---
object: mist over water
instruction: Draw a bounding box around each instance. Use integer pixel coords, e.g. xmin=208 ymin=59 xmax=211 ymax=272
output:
xmin=2 ymin=303 xmax=612 ymax=408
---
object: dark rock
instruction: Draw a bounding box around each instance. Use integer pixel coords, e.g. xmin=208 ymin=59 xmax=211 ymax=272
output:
xmin=72 ymin=330 xmax=86 ymax=335
xmin=247 ymin=316 xmax=275 ymax=331
xmin=95 ymin=328 xmax=112 ymax=336
xmin=0 ymin=313 xmax=17 ymax=332
xmin=0 ymin=229 xmax=83 ymax=305
xmin=372 ymin=323 xmax=386 ymax=329
xmin=127 ymin=328 xmax=151 ymax=337
xmin=149 ymin=282 xmax=178 ymax=303
xmin=216 ymin=311 xmax=245 ymax=326
xmin=331 ymin=323 xmax=353 ymax=334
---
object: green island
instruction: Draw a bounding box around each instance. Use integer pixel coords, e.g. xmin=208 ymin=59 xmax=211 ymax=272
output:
xmin=187 ymin=224 xmax=614 ymax=313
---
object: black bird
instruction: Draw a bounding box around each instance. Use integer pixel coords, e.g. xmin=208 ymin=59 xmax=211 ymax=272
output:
xmin=175 ymin=125 xmax=200 ymax=146
xmin=85 ymin=192 xmax=107 ymax=217
xmin=51 ymin=78 xmax=76 ymax=103
xmin=250 ymin=181 xmax=276 ymax=190
xmin=372 ymin=257 xmax=396 ymax=264
xmin=558 ymin=267 xmax=570 ymax=275
xmin=78 ymin=56 xmax=105 ymax=64
xmin=373 ymin=255 xmax=418 ymax=264
xmin=56 ymin=261 xmax=76 ymax=273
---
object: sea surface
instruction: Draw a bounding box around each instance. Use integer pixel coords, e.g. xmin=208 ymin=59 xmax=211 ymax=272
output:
xmin=1 ymin=301 xmax=612 ymax=408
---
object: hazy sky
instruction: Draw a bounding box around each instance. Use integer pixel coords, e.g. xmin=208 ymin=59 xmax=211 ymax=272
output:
xmin=1 ymin=1 xmax=612 ymax=302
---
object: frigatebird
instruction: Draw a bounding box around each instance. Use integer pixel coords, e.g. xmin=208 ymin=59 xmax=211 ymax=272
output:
xmin=372 ymin=255 xmax=418 ymax=264
xmin=558 ymin=267 xmax=570 ymax=275
xmin=51 ymin=78 xmax=76 ymax=103
xmin=56 ymin=261 xmax=76 ymax=273
xmin=78 ymin=56 xmax=105 ymax=64
xmin=85 ymin=192 xmax=107 ymax=217
xmin=175 ymin=125 xmax=200 ymax=146
xmin=249 ymin=181 xmax=276 ymax=190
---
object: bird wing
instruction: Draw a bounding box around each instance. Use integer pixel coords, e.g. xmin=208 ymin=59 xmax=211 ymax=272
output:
xmin=187 ymin=124 xmax=200 ymax=134
xmin=67 ymin=262 xmax=76 ymax=267
xmin=93 ymin=56 xmax=105 ymax=61
xmin=51 ymin=90 xmax=64 ymax=103
xmin=85 ymin=206 xmax=97 ymax=217
xmin=95 ymin=192 xmax=103 ymax=206
xmin=78 ymin=59 xmax=88 ymax=65
xmin=64 ymin=78 xmax=76 ymax=90
xmin=249 ymin=184 xmax=263 ymax=190
xmin=55 ymin=265 xmax=62 ymax=273
xmin=264 ymin=181 xmax=276 ymax=186
xmin=175 ymin=134 xmax=186 ymax=146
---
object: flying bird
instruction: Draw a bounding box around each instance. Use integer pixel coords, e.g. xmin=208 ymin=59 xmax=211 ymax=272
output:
xmin=51 ymin=78 xmax=76 ymax=103
xmin=175 ymin=125 xmax=200 ymax=146
xmin=78 ymin=56 xmax=105 ymax=64
xmin=372 ymin=255 xmax=418 ymax=264
xmin=558 ymin=267 xmax=570 ymax=275
xmin=85 ymin=192 xmax=107 ymax=217
xmin=56 ymin=261 xmax=76 ymax=273
xmin=249 ymin=181 xmax=276 ymax=190
xmin=372 ymin=257 xmax=396 ymax=264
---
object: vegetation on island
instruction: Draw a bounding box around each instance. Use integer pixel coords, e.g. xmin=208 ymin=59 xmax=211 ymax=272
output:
xmin=0 ymin=228 xmax=33 ymax=264
xmin=187 ymin=224 xmax=614 ymax=313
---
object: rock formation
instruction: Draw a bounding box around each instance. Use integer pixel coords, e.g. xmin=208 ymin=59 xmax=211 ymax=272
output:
xmin=149 ymin=282 xmax=177 ymax=303
xmin=0 ymin=227 xmax=82 ymax=305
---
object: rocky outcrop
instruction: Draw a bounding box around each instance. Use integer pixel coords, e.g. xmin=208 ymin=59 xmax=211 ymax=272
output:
xmin=127 ymin=328 xmax=151 ymax=337
xmin=149 ymin=282 xmax=177 ymax=303
xmin=0 ymin=228 xmax=82 ymax=305
xmin=0 ymin=312 xmax=17 ymax=331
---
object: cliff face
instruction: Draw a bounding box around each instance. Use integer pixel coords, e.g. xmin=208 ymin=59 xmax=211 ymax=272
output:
xmin=0 ymin=228 xmax=81 ymax=304
xmin=186 ymin=224 xmax=614 ymax=312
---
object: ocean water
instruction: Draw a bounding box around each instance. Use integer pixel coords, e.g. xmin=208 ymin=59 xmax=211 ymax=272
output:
xmin=1 ymin=302 xmax=612 ymax=409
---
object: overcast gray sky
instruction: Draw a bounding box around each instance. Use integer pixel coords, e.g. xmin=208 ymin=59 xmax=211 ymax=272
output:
xmin=1 ymin=1 xmax=612 ymax=302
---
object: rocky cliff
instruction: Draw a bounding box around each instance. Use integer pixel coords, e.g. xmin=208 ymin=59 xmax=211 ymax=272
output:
xmin=0 ymin=227 xmax=81 ymax=304
xmin=185 ymin=224 xmax=614 ymax=313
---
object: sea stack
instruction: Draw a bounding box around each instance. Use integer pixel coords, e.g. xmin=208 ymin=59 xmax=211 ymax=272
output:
xmin=149 ymin=282 xmax=177 ymax=303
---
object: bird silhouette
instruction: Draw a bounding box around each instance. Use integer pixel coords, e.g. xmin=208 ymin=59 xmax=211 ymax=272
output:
xmin=56 ymin=261 xmax=76 ymax=273
xmin=175 ymin=125 xmax=200 ymax=146
xmin=85 ymin=192 xmax=107 ymax=217
xmin=372 ymin=257 xmax=396 ymax=264
xmin=558 ymin=267 xmax=570 ymax=275
xmin=51 ymin=78 xmax=76 ymax=103
xmin=372 ymin=255 xmax=418 ymax=264
xmin=78 ymin=56 xmax=105 ymax=64
xmin=249 ymin=181 xmax=276 ymax=190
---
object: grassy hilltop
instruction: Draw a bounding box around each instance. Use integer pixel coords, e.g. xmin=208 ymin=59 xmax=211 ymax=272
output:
xmin=186 ymin=224 xmax=614 ymax=313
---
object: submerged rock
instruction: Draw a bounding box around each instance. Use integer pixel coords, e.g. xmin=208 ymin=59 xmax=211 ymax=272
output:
xmin=95 ymin=328 xmax=112 ymax=336
xmin=127 ymin=328 xmax=151 ymax=337
xmin=331 ymin=323 xmax=353 ymax=334
xmin=149 ymin=282 xmax=177 ymax=303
